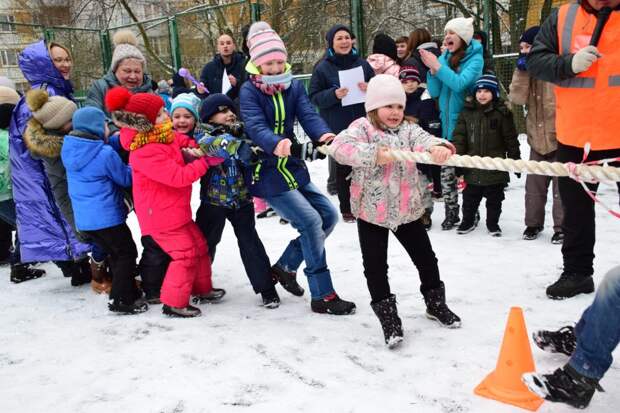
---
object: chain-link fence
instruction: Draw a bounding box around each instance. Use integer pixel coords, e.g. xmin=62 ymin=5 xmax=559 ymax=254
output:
xmin=2 ymin=0 xmax=573 ymax=128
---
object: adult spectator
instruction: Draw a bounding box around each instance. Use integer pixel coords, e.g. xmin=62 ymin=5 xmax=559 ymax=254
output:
xmin=200 ymin=33 xmax=246 ymax=101
xmin=402 ymin=28 xmax=441 ymax=82
xmin=527 ymin=0 xmax=620 ymax=299
xmin=309 ymin=24 xmax=374 ymax=222
xmin=9 ymin=40 xmax=90 ymax=274
xmin=395 ymin=35 xmax=409 ymax=62
xmin=423 ymin=17 xmax=483 ymax=230
xmin=85 ymin=30 xmax=152 ymax=134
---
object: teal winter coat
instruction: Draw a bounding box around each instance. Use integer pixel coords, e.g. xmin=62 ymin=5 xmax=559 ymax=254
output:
xmin=427 ymin=40 xmax=483 ymax=141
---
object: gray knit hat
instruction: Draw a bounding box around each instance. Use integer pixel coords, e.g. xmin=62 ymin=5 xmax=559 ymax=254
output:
xmin=110 ymin=30 xmax=146 ymax=73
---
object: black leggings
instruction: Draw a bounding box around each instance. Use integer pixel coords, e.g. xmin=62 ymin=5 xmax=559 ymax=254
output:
xmin=357 ymin=218 xmax=442 ymax=303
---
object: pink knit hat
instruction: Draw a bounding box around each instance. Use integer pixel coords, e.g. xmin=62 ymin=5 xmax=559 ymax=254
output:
xmin=365 ymin=74 xmax=406 ymax=112
xmin=247 ymin=22 xmax=287 ymax=67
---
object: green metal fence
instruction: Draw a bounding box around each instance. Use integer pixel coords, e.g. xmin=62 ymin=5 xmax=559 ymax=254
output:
xmin=2 ymin=0 xmax=569 ymax=125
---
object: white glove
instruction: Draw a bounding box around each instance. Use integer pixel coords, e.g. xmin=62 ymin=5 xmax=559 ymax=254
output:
xmin=571 ymin=46 xmax=599 ymax=74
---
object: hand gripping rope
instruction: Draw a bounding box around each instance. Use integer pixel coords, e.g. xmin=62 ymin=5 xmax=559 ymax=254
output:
xmin=318 ymin=143 xmax=620 ymax=218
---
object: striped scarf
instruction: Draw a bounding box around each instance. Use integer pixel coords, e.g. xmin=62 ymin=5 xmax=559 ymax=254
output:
xmin=130 ymin=120 xmax=174 ymax=151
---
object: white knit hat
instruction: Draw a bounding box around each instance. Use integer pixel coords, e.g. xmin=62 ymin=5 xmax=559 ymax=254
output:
xmin=110 ymin=30 xmax=146 ymax=73
xmin=445 ymin=17 xmax=474 ymax=45
xmin=365 ymin=74 xmax=406 ymax=113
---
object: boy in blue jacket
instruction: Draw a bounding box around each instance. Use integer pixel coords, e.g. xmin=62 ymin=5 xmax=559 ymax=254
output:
xmin=240 ymin=22 xmax=356 ymax=315
xmin=62 ymin=107 xmax=147 ymax=315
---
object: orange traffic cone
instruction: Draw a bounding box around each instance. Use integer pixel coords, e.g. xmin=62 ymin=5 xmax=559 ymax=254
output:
xmin=474 ymin=307 xmax=544 ymax=411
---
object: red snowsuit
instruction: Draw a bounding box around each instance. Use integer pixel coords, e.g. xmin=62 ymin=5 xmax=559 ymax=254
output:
xmin=121 ymin=128 xmax=215 ymax=308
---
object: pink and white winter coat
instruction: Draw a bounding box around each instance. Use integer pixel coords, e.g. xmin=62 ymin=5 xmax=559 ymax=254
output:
xmin=331 ymin=117 xmax=451 ymax=230
xmin=366 ymin=54 xmax=400 ymax=77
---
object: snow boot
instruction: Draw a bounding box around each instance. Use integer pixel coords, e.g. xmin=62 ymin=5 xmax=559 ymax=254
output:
xmin=523 ymin=226 xmax=543 ymax=240
xmin=162 ymin=304 xmax=202 ymax=318
xmin=90 ymin=258 xmax=112 ymax=294
xmin=423 ymin=282 xmax=461 ymax=328
xmin=108 ymin=297 xmax=148 ymax=315
xmin=533 ymin=325 xmax=576 ymax=356
xmin=261 ymin=287 xmax=281 ymax=309
xmin=341 ymin=212 xmax=356 ymax=223
xmin=192 ymin=288 xmax=227 ymax=304
xmin=256 ymin=207 xmax=276 ymax=219
xmin=546 ymin=273 xmax=594 ymax=299
xmin=311 ymin=293 xmax=356 ymax=315
xmin=10 ymin=264 xmax=46 ymax=283
xmin=487 ymin=223 xmax=502 ymax=237
xmin=441 ymin=210 xmax=460 ymax=230
xmin=421 ymin=211 xmax=432 ymax=231
xmin=271 ymin=265 xmax=304 ymax=296
xmin=371 ymin=295 xmax=403 ymax=348
xmin=551 ymin=231 xmax=564 ymax=245
xmin=522 ymin=364 xmax=603 ymax=409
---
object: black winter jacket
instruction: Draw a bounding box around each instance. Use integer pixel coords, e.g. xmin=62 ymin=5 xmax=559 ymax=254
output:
xmin=309 ymin=53 xmax=375 ymax=134
xmin=200 ymin=52 xmax=246 ymax=101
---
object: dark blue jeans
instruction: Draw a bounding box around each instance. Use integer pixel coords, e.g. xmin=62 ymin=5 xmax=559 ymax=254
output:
xmin=570 ymin=266 xmax=620 ymax=379
xmin=264 ymin=182 xmax=338 ymax=299
xmin=196 ymin=201 xmax=274 ymax=294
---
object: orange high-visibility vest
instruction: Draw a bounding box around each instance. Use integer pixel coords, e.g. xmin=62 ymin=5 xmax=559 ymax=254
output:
xmin=556 ymin=3 xmax=620 ymax=150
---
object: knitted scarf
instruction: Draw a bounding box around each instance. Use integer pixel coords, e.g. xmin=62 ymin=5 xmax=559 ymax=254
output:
xmin=249 ymin=71 xmax=293 ymax=96
xmin=130 ymin=120 xmax=174 ymax=151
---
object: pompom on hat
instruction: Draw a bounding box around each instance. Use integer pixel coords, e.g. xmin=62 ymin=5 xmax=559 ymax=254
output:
xmin=246 ymin=21 xmax=287 ymax=67
xmin=26 ymin=89 xmax=77 ymax=130
xmin=105 ymin=87 xmax=164 ymax=132
xmin=110 ymin=30 xmax=147 ymax=73
xmin=444 ymin=17 xmax=475 ymax=45
xmin=365 ymin=74 xmax=406 ymax=113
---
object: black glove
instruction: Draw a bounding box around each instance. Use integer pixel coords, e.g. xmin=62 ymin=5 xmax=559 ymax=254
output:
xmin=290 ymin=141 xmax=326 ymax=161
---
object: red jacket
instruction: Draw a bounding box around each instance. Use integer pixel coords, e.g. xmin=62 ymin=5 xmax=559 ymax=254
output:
xmin=120 ymin=128 xmax=208 ymax=235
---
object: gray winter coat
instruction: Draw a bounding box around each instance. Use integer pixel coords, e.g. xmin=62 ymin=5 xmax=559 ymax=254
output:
xmin=85 ymin=71 xmax=153 ymax=133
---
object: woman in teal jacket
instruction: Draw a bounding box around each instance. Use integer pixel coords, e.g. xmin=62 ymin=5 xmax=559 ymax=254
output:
xmin=421 ymin=17 xmax=483 ymax=230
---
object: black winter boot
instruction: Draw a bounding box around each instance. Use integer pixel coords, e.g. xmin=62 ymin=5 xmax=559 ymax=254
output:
xmin=162 ymin=304 xmax=201 ymax=318
xmin=441 ymin=210 xmax=460 ymax=230
xmin=311 ymin=293 xmax=356 ymax=315
xmin=10 ymin=264 xmax=46 ymax=283
xmin=546 ymin=273 xmax=594 ymax=299
xmin=261 ymin=287 xmax=281 ymax=309
xmin=533 ymin=325 xmax=577 ymax=356
xmin=423 ymin=282 xmax=461 ymax=328
xmin=108 ymin=297 xmax=148 ymax=315
xmin=522 ymin=364 xmax=603 ymax=409
xmin=192 ymin=288 xmax=227 ymax=304
xmin=371 ymin=295 xmax=403 ymax=348
xmin=271 ymin=265 xmax=304 ymax=296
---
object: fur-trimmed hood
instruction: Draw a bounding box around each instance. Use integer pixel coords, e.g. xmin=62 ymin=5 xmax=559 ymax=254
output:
xmin=111 ymin=110 xmax=153 ymax=133
xmin=23 ymin=118 xmax=64 ymax=158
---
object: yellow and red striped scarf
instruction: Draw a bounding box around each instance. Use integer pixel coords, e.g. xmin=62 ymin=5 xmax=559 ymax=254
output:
xmin=130 ymin=120 xmax=174 ymax=151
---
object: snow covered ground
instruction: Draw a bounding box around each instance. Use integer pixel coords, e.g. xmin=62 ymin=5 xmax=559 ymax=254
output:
xmin=1 ymin=137 xmax=619 ymax=413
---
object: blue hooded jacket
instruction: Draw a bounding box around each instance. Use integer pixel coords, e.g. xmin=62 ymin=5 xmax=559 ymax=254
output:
xmin=240 ymin=63 xmax=331 ymax=198
xmin=62 ymin=109 xmax=131 ymax=231
xmin=427 ymin=40 xmax=483 ymax=141
xmin=8 ymin=40 xmax=90 ymax=262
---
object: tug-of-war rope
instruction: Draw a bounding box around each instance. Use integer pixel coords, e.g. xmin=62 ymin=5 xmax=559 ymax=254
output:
xmin=318 ymin=143 xmax=620 ymax=218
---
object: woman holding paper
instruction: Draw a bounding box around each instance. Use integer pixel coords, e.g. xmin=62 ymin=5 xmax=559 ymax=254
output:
xmin=309 ymin=24 xmax=374 ymax=223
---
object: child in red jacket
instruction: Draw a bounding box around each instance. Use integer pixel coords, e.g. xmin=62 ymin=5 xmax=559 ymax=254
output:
xmin=105 ymin=87 xmax=225 ymax=318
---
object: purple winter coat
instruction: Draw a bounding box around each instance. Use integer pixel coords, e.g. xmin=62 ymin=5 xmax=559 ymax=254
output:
xmin=9 ymin=40 xmax=90 ymax=262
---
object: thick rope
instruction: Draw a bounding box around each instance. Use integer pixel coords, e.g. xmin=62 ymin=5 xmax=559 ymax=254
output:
xmin=318 ymin=146 xmax=620 ymax=183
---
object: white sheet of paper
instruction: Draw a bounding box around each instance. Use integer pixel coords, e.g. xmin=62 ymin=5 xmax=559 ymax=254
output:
xmin=222 ymin=68 xmax=232 ymax=94
xmin=338 ymin=66 xmax=366 ymax=107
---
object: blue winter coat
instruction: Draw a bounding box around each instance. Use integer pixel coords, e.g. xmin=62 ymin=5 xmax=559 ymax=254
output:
xmin=62 ymin=132 xmax=132 ymax=231
xmin=427 ymin=40 xmax=483 ymax=141
xmin=240 ymin=70 xmax=331 ymax=198
xmin=309 ymin=53 xmax=375 ymax=134
xmin=8 ymin=40 xmax=90 ymax=262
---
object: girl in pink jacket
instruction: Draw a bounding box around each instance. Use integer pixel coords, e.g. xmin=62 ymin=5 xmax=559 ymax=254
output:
xmin=105 ymin=87 xmax=225 ymax=318
xmin=331 ymin=75 xmax=461 ymax=348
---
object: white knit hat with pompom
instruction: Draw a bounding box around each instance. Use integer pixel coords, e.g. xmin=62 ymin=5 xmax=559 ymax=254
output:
xmin=110 ymin=30 xmax=146 ymax=73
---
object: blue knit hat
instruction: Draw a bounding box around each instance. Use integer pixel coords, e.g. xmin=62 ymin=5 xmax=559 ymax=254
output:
xmin=72 ymin=107 xmax=106 ymax=138
xmin=519 ymin=26 xmax=540 ymax=45
xmin=200 ymin=93 xmax=236 ymax=123
xmin=171 ymin=93 xmax=201 ymax=120
xmin=473 ymin=74 xmax=500 ymax=99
